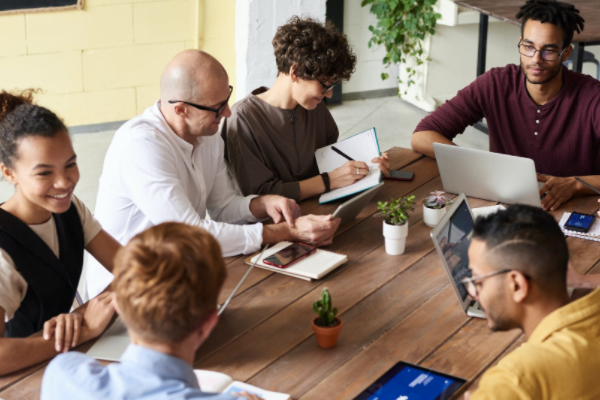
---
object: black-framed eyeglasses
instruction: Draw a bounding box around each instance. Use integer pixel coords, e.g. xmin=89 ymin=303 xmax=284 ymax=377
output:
xmin=460 ymin=269 xmax=513 ymax=298
xmin=168 ymin=85 xmax=233 ymax=118
xmin=316 ymin=78 xmax=337 ymax=95
xmin=517 ymin=41 xmax=568 ymax=61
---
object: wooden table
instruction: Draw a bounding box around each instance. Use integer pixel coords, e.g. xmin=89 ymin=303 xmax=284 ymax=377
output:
xmin=2 ymin=147 xmax=598 ymax=400
xmin=455 ymin=0 xmax=600 ymax=75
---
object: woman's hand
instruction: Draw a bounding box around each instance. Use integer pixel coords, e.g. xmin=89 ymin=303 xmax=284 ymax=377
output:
xmin=80 ymin=292 xmax=116 ymax=342
xmin=329 ymin=160 xmax=370 ymax=189
xmin=43 ymin=312 xmax=83 ymax=353
xmin=372 ymin=152 xmax=390 ymax=176
xmin=43 ymin=292 xmax=116 ymax=353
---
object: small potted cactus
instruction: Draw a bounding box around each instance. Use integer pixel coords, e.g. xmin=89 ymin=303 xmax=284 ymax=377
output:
xmin=375 ymin=195 xmax=416 ymax=255
xmin=423 ymin=191 xmax=452 ymax=228
xmin=311 ymin=288 xmax=342 ymax=349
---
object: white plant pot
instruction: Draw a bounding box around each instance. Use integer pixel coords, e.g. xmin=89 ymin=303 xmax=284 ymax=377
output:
xmin=423 ymin=205 xmax=447 ymax=227
xmin=383 ymin=221 xmax=409 ymax=255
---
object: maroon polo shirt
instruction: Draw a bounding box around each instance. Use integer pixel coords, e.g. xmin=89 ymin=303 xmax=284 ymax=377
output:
xmin=415 ymin=64 xmax=600 ymax=177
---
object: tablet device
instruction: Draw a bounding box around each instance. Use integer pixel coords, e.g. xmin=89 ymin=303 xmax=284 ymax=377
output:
xmin=353 ymin=361 xmax=466 ymax=400
xmin=332 ymin=182 xmax=384 ymax=227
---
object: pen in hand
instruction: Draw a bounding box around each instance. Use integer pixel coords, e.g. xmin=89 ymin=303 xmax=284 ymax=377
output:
xmin=331 ymin=146 xmax=355 ymax=162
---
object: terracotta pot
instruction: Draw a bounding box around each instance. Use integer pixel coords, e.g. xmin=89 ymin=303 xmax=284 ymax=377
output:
xmin=311 ymin=317 xmax=343 ymax=349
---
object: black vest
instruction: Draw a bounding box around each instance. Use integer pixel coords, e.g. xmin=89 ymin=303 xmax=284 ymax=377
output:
xmin=0 ymin=203 xmax=84 ymax=338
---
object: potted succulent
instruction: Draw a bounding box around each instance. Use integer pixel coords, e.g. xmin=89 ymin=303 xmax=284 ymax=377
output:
xmin=375 ymin=195 xmax=416 ymax=255
xmin=423 ymin=191 xmax=452 ymax=227
xmin=311 ymin=288 xmax=342 ymax=349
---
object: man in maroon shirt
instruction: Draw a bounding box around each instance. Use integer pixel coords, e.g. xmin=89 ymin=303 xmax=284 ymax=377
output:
xmin=412 ymin=0 xmax=600 ymax=211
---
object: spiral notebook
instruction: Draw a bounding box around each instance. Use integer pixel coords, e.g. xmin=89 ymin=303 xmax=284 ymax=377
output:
xmin=246 ymin=241 xmax=347 ymax=281
xmin=559 ymin=212 xmax=600 ymax=241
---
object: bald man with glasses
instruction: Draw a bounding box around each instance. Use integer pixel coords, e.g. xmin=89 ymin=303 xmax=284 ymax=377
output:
xmin=411 ymin=0 xmax=600 ymax=212
xmin=86 ymin=50 xmax=340 ymax=299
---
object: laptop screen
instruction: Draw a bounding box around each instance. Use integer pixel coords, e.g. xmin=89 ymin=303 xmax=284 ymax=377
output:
xmin=433 ymin=199 xmax=474 ymax=301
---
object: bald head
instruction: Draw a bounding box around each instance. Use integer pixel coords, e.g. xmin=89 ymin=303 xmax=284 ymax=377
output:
xmin=160 ymin=50 xmax=228 ymax=103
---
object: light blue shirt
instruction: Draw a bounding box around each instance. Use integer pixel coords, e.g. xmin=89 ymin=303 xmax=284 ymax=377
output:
xmin=41 ymin=344 xmax=237 ymax=400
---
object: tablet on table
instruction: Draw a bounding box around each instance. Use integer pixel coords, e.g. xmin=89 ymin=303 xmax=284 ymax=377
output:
xmin=353 ymin=361 xmax=466 ymax=400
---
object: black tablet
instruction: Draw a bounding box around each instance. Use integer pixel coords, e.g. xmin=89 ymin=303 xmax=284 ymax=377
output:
xmin=353 ymin=361 xmax=467 ymax=400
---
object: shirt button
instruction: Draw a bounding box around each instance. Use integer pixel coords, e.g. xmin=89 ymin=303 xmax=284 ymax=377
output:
xmin=537 ymin=109 xmax=541 ymax=113
xmin=536 ymin=120 xmax=539 ymax=123
xmin=534 ymin=132 xmax=538 ymax=135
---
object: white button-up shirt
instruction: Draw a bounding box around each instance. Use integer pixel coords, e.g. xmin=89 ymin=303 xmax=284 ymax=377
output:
xmin=85 ymin=101 xmax=263 ymax=298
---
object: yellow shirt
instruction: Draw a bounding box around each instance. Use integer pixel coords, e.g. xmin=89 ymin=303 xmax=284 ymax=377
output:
xmin=471 ymin=289 xmax=600 ymax=400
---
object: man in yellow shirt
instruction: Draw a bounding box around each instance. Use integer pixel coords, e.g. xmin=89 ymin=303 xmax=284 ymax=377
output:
xmin=463 ymin=205 xmax=600 ymax=400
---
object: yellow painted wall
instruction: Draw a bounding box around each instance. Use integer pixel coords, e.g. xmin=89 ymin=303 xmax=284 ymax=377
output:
xmin=0 ymin=0 xmax=235 ymax=127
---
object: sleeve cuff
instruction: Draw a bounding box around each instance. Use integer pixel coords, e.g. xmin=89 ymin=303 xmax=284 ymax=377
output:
xmin=281 ymin=181 xmax=301 ymax=202
xmin=242 ymin=223 xmax=264 ymax=255
xmin=243 ymin=195 xmax=261 ymax=223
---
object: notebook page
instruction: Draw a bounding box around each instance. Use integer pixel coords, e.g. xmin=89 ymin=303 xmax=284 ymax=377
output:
xmin=315 ymin=128 xmax=379 ymax=173
xmin=194 ymin=370 xmax=233 ymax=393
xmin=86 ymin=316 xmax=130 ymax=361
xmin=225 ymin=381 xmax=290 ymax=400
xmin=315 ymin=128 xmax=382 ymax=203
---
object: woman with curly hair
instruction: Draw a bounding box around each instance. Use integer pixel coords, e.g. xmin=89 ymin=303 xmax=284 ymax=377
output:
xmin=224 ymin=16 xmax=390 ymax=202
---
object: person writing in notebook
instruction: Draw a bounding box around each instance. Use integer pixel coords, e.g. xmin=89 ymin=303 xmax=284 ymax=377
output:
xmin=411 ymin=0 xmax=600 ymax=211
xmin=42 ymin=223 xmax=259 ymax=400
xmin=463 ymin=206 xmax=600 ymax=400
xmin=86 ymin=49 xmax=340 ymax=299
xmin=223 ymin=16 xmax=390 ymax=202
xmin=0 ymin=90 xmax=118 ymax=375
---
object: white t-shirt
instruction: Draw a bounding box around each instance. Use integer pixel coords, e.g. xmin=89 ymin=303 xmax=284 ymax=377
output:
xmin=0 ymin=196 xmax=102 ymax=322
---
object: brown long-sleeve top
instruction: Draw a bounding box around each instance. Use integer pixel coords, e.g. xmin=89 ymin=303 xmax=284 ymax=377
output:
xmin=223 ymin=87 xmax=339 ymax=201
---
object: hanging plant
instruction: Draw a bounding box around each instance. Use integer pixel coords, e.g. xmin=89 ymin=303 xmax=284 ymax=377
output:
xmin=361 ymin=0 xmax=441 ymax=93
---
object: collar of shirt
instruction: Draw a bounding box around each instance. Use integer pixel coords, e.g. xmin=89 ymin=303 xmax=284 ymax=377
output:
xmin=520 ymin=64 xmax=570 ymax=111
xmin=120 ymin=344 xmax=199 ymax=389
xmin=528 ymin=288 xmax=600 ymax=344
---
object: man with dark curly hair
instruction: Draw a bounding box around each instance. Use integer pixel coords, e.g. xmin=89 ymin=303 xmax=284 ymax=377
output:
xmin=412 ymin=0 xmax=600 ymax=212
xmin=224 ymin=16 xmax=390 ymax=202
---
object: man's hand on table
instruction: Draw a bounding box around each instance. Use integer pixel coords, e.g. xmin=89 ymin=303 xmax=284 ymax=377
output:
xmin=290 ymin=215 xmax=340 ymax=246
xmin=250 ymin=195 xmax=301 ymax=227
xmin=537 ymin=174 xmax=579 ymax=211
xmin=262 ymin=214 xmax=340 ymax=247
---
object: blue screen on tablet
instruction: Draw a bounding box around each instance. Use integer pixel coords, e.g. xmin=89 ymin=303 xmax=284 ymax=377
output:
xmin=355 ymin=362 xmax=465 ymax=400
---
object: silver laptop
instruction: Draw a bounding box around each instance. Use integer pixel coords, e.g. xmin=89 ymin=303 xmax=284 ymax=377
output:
xmin=434 ymin=144 xmax=542 ymax=208
xmin=430 ymin=193 xmax=485 ymax=319
xmin=332 ymin=182 xmax=384 ymax=226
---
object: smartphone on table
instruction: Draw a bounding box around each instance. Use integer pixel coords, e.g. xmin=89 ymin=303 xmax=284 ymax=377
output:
xmin=262 ymin=243 xmax=317 ymax=268
xmin=384 ymin=170 xmax=415 ymax=181
xmin=564 ymin=212 xmax=596 ymax=233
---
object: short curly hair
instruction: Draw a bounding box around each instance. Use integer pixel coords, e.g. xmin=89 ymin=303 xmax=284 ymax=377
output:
xmin=272 ymin=16 xmax=357 ymax=82
xmin=112 ymin=222 xmax=226 ymax=344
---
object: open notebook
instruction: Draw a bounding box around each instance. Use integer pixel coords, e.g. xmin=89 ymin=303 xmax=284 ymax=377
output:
xmin=559 ymin=212 xmax=600 ymax=241
xmin=195 ymin=370 xmax=289 ymax=400
xmin=315 ymin=127 xmax=382 ymax=204
xmin=246 ymin=241 xmax=347 ymax=281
